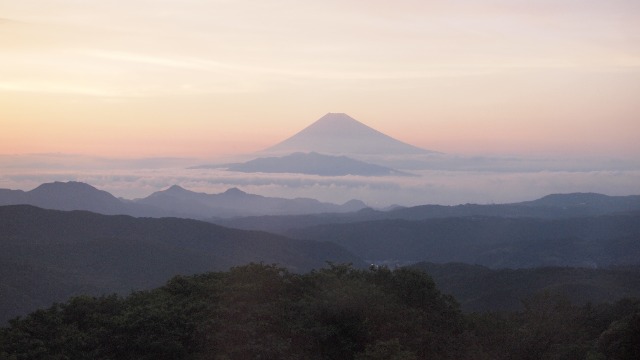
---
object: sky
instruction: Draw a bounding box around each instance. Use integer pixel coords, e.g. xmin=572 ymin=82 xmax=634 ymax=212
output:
xmin=1 ymin=0 xmax=639 ymax=159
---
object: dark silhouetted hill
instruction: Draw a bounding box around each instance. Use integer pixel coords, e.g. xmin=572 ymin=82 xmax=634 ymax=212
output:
xmin=0 ymin=205 xmax=363 ymax=323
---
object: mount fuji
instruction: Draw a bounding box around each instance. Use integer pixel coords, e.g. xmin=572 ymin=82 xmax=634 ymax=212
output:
xmin=262 ymin=113 xmax=437 ymax=156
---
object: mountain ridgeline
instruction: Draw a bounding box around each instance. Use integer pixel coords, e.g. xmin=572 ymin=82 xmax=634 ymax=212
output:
xmin=3 ymin=181 xmax=639 ymax=223
xmin=216 ymin=192 xmax=640 ymax=233
xmin=0 ymin=181 xmax=367 ymax=218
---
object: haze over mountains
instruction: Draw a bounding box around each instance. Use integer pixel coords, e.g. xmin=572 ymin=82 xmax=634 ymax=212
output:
xmin=2 ymin=181 xmax=639 ymax=272
xmin=2 ymin=112 xmax=638 ymax=206
xmin=2 ymin=188 xmax=640 ymax=323
xmin=1 ymin=113 xmax=639 ymax=331
xmin=4 ymin=181 xmax=640 ymax=224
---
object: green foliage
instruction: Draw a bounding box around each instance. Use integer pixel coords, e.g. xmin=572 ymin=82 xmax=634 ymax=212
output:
xmin=597 ymin=311 xmax=640 ymax=360
xmin=0 ymin=264 xmax=469 ymax=359
xmin=468 ymin=295 xmax=640 ymax=360
xmin=1 ymin=263 xmax=638 ymax=360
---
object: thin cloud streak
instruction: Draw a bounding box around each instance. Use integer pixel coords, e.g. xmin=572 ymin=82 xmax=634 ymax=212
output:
xmin=0 ymin=81 xmax=121 ymax=97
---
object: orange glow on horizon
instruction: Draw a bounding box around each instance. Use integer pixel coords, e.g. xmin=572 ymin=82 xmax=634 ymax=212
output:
xmin=1 ymin=1 xmax=639 ymax=159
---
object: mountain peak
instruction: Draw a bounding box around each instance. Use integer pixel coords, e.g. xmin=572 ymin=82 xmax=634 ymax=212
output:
xmin=23 ymin=181 xmax=125 ymax=213
xmin=262 ymin=113 xmax=436 ymax=156
xmin=298 ymin=113 xmax=384 ymax=137
xmin=223 ymin=187 xmax=246 ymax=196
xmin=314 ymin=112 xmax=359 ymax=125
xmin=32 ymin=181 xmax=96 ymax=192
xmin=165 ymin=185 xmax=188 ymax=193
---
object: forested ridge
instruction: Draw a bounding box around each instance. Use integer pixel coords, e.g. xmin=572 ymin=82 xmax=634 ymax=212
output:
xmin=0 ymin=205 xmax=363 ymax=323
xmin=1 ymin=264 xmax=638 ymax=360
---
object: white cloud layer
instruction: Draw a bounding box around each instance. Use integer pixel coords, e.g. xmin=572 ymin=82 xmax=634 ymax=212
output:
xmin=1 ymin=154 xmax=638 ymax=207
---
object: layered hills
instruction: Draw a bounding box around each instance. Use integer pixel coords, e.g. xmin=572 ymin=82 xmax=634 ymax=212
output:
xmin=216 ymin=192 xmax=640 ymax=233
xmin=213 ymin=192 xmax=640 ymax=269
xmin=3 ymin=182 xmax=640 ymax=322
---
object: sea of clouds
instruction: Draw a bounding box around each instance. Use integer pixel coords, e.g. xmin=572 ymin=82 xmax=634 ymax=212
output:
xmin=2 ymin=153 xmax=639 ymax=208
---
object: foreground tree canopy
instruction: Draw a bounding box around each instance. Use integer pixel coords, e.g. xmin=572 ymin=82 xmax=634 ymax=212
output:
xmin=1 ymin=263 xmax=638 ymax=360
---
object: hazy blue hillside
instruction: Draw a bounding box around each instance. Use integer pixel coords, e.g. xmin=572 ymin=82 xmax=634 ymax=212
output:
xmin=0 ymin=181 xmax=367 ymax=218
xmin=0 ymin=182 xmax=133 ymax=215
xmin=0 ymin=205 xmax=363 ymax=323
xmin=135 ymin=184 xmax=367 ymax=218
xmin=216 ymin=193 xmax=640 ymax=233
xmin=286 ymin=215 xmax=640 ymax=268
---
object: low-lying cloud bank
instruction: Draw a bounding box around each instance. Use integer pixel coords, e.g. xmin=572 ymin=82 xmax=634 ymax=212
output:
xmin=1 ymin=154 xmax=639 ymax=207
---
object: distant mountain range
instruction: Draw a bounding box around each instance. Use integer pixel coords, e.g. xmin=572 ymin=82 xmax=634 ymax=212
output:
xmin=3 ymin=204 xmax=639 ymax=323
xmin=194 ymin=152 xmax=412 ymax=176
xmin=261 ymin=113 xmax=436 ymax=156
xmin=3 ymin=186 xmax=640 ymax=323
xmin=136 ymin=184 xmax=366 ymax=218
xmin=0 ymin=205 xmax=363 ymax=324
xmin=0 ymin=181 xmax=367 ymax=218
xmin=212 ymin=192 xmax=640 ymax=269
xmin=215 ymin=192 xmax=640 ymax=233
xmin=3 ymin=182 xmax=639 ymax=224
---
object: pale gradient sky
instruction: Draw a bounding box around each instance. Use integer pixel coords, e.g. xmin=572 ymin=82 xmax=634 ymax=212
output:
xmin=1 ymin=0 xmax=639 ymax=158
